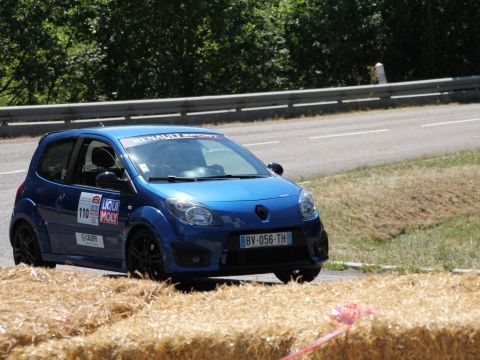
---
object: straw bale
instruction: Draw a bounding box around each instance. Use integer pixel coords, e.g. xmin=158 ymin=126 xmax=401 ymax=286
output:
xmin=5 ymin=269 xmax=480 ymax=360
xmin=0 ymin=265 xmax=173 ymax=358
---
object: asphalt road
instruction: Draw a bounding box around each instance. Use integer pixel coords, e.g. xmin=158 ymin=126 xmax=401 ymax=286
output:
xmin=218 ymin=103 xmax=480 ymax=179
xmin=1 ymin=103 xmax=479 ymax=282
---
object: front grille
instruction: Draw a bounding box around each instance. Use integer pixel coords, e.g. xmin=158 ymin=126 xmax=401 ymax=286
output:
xmin=222 ymin=228 xmax=311 ymax=267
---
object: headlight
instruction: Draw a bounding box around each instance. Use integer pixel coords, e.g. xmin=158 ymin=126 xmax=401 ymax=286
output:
xmin=166 ymin=198 xmax=219 ymax=226
xmin=299 ymin=189 xmax=318 ymax=221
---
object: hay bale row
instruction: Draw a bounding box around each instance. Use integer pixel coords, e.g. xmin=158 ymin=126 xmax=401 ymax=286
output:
xmin=2 ymin=265 xmax=480 ymax=359
xmin=0 ymin=265 xmax=171 ymax=358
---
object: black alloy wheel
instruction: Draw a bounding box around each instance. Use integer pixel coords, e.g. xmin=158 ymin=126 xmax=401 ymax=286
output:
xmin=12 ymin=222 xmax=55 ymax=268
xmin=274 ymin=267 xmax=321 ymax=284
xmin=127 ymin=228 xmax=166 ymax=281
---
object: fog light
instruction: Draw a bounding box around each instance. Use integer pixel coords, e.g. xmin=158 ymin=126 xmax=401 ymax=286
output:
xmin=171 ymin=241 xmax=211 ymax=267
xmin=315 ymin=242 xmax=324 ymax=257
xmin=314 ymin=229 xmax=329 ymax=258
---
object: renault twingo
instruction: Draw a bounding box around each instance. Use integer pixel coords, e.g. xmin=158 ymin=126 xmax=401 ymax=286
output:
xmin=10 ymin=126 xmax=328 ymax=283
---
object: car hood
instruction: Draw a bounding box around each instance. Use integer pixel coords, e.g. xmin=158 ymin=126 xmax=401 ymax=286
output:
xmin=146 ymin=177 xmax=300 ymax=203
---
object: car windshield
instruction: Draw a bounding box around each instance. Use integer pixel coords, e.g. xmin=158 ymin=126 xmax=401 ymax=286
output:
xmin=120 ymin=133 xmax=271 ymax=181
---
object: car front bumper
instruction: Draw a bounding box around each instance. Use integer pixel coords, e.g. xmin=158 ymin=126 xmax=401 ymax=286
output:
xmin=162 ymin=218 xmax=329 ymax=277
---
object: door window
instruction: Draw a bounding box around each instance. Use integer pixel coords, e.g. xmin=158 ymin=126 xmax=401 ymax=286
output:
xmin=72 ymin=139 xmax=122 ymax=188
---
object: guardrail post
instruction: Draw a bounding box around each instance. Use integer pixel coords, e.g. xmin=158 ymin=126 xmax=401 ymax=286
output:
xmin=180 ymin=108 xmax=187 ymax=121
xmin=288 ymin=95 xmax=294 ymax=115
xmin=1 ymin=120 xmax=8 ymax=127
xmin=64 ymin=111 xmax=75 ymax=128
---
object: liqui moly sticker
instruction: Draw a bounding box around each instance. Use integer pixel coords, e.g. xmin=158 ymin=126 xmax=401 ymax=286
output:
xmin=77 ymin=192 xmax=102 ymax=226
xmin=100 ymin=198 xmax=120 ymax=225
xmin=75 ymin=232 xmax=104 ymax=248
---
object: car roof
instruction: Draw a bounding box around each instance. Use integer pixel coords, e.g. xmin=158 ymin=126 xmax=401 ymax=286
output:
xmin=42 ymin=125 xmax=221 ymax=144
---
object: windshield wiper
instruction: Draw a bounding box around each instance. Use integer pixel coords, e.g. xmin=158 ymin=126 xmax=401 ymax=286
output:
xmin=148 ymin=174 xmax=268 ymax=182
xmin=195 ymin=174 xmax=268 ymax=180
xmin=148 ymin=176 xmax=197 ymax=183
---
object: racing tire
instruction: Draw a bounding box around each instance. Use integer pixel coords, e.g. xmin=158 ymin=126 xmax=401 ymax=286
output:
xmin=127 ymin=228 xmax=166 ymax=281
xmin=274 ymin=267 xmax=321 ymax=284
xmin=12 ymin=221 xmax=55 ymax=268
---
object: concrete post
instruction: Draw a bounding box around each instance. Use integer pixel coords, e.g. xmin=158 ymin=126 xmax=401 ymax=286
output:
xmin=375 ymin=63 xmax=387 ymax=84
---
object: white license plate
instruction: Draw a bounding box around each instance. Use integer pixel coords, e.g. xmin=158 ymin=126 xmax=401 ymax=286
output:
xmin=239 ymin=232 xmax=293 ymax=249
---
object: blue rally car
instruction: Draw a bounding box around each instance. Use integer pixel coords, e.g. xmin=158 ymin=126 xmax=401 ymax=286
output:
xmin=10 ymin=126 xmax=328 ymax=283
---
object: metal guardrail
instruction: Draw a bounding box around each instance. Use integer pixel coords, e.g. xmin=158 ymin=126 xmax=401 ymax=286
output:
xmin=1 ymin=75 xmax=479 ymax=137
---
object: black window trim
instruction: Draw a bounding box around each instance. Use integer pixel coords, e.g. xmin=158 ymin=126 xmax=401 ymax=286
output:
xmin=63 ymin=136 xmax=84 ymax=184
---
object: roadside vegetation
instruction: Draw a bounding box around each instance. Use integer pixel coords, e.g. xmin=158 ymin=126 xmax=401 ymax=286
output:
xmin=2 ymin=1 xmax=480 ymax=105
xmin=306 ymin=149 xmax=480 ymax=271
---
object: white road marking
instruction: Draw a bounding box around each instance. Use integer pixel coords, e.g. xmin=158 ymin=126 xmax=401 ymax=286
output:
xmin=243 ymin=141 xmax=280 ymax=147
xmin=421 ymin=118 xmax=480 ymax=127
xmin=0 ymin=169 xmax=26 ymax=175
xmin=309 ymin=129 xmax=389 ymax=140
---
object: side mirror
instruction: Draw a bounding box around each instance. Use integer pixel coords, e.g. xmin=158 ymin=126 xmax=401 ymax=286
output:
xmin=267 ymin=163 xmax=284 ymax=176
xmin=96 ymin=171 xmax=136 ymax=194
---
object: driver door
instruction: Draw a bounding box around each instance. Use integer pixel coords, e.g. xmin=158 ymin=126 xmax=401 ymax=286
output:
xmin=54 ymin=138 xmax=128 ymax=260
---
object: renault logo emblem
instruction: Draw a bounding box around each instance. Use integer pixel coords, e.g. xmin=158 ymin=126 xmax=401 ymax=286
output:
xmin=255 ymin=205 xmax=269 ymax=220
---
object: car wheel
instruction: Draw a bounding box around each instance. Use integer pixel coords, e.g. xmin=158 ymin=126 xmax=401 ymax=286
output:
xmin=127 ymin=228 xmax=166 ymax=281
xmin=274 ymin=267 xmax=321 ymax=284
xmin=12 ymin=222 xmax=55 ymax=268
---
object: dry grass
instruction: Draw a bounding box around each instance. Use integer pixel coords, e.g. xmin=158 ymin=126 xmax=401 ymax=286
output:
xmin=305 ymin=153 xmax=480 ymax=267
xmin=2 ymin=265 xmax=480 ymax=359
xmin=311 ymin=164 xmax=480 ymax=240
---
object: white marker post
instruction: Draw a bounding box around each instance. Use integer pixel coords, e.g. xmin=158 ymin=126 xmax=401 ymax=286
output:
xmin=375 ymin=62 xmax=387 ymax=84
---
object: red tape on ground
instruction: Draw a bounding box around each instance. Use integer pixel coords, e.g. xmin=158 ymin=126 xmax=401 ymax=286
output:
xmin=280 ymin=303 xmax=374 ymax=360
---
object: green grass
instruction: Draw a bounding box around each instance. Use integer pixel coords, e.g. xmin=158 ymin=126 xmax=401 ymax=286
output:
xmin=305 ymin=148 xmax=480 ymax=271
xmin=357 ymin=214 xmax=480 ymax=271
xmin=323 ymin=262 xmax=348 ymax=271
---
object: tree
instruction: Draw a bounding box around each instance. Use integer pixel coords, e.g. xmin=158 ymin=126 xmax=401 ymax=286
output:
xmin=94 ymin=0 xmax=209 ymax=99
xmin=0 ymin=0 xmax=104 ymax=105
xmin=283 ymin=0 xmax=385 ymax=88
xmin=1 ymin=0 xmax=480 ymax=105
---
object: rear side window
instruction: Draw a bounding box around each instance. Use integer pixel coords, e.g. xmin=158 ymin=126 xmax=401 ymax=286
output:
xmin=37 ymin=139 xmax=76 ymax=182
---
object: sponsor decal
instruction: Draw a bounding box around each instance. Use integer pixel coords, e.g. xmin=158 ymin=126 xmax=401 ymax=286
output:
xmin=100 ymin=198 xmax=120 ymax=225
xmin=139 ymin=163 xmax=150 ymax=173
xmin=221 ymin=215 xmax=245 ymax=229
xmin=77 ymin=192 xmax=102 ymax=226
xmin=120 ymin=133 xmax=221 ymax=148
xmin=75 ymin=232 xmax=104 ymax=248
